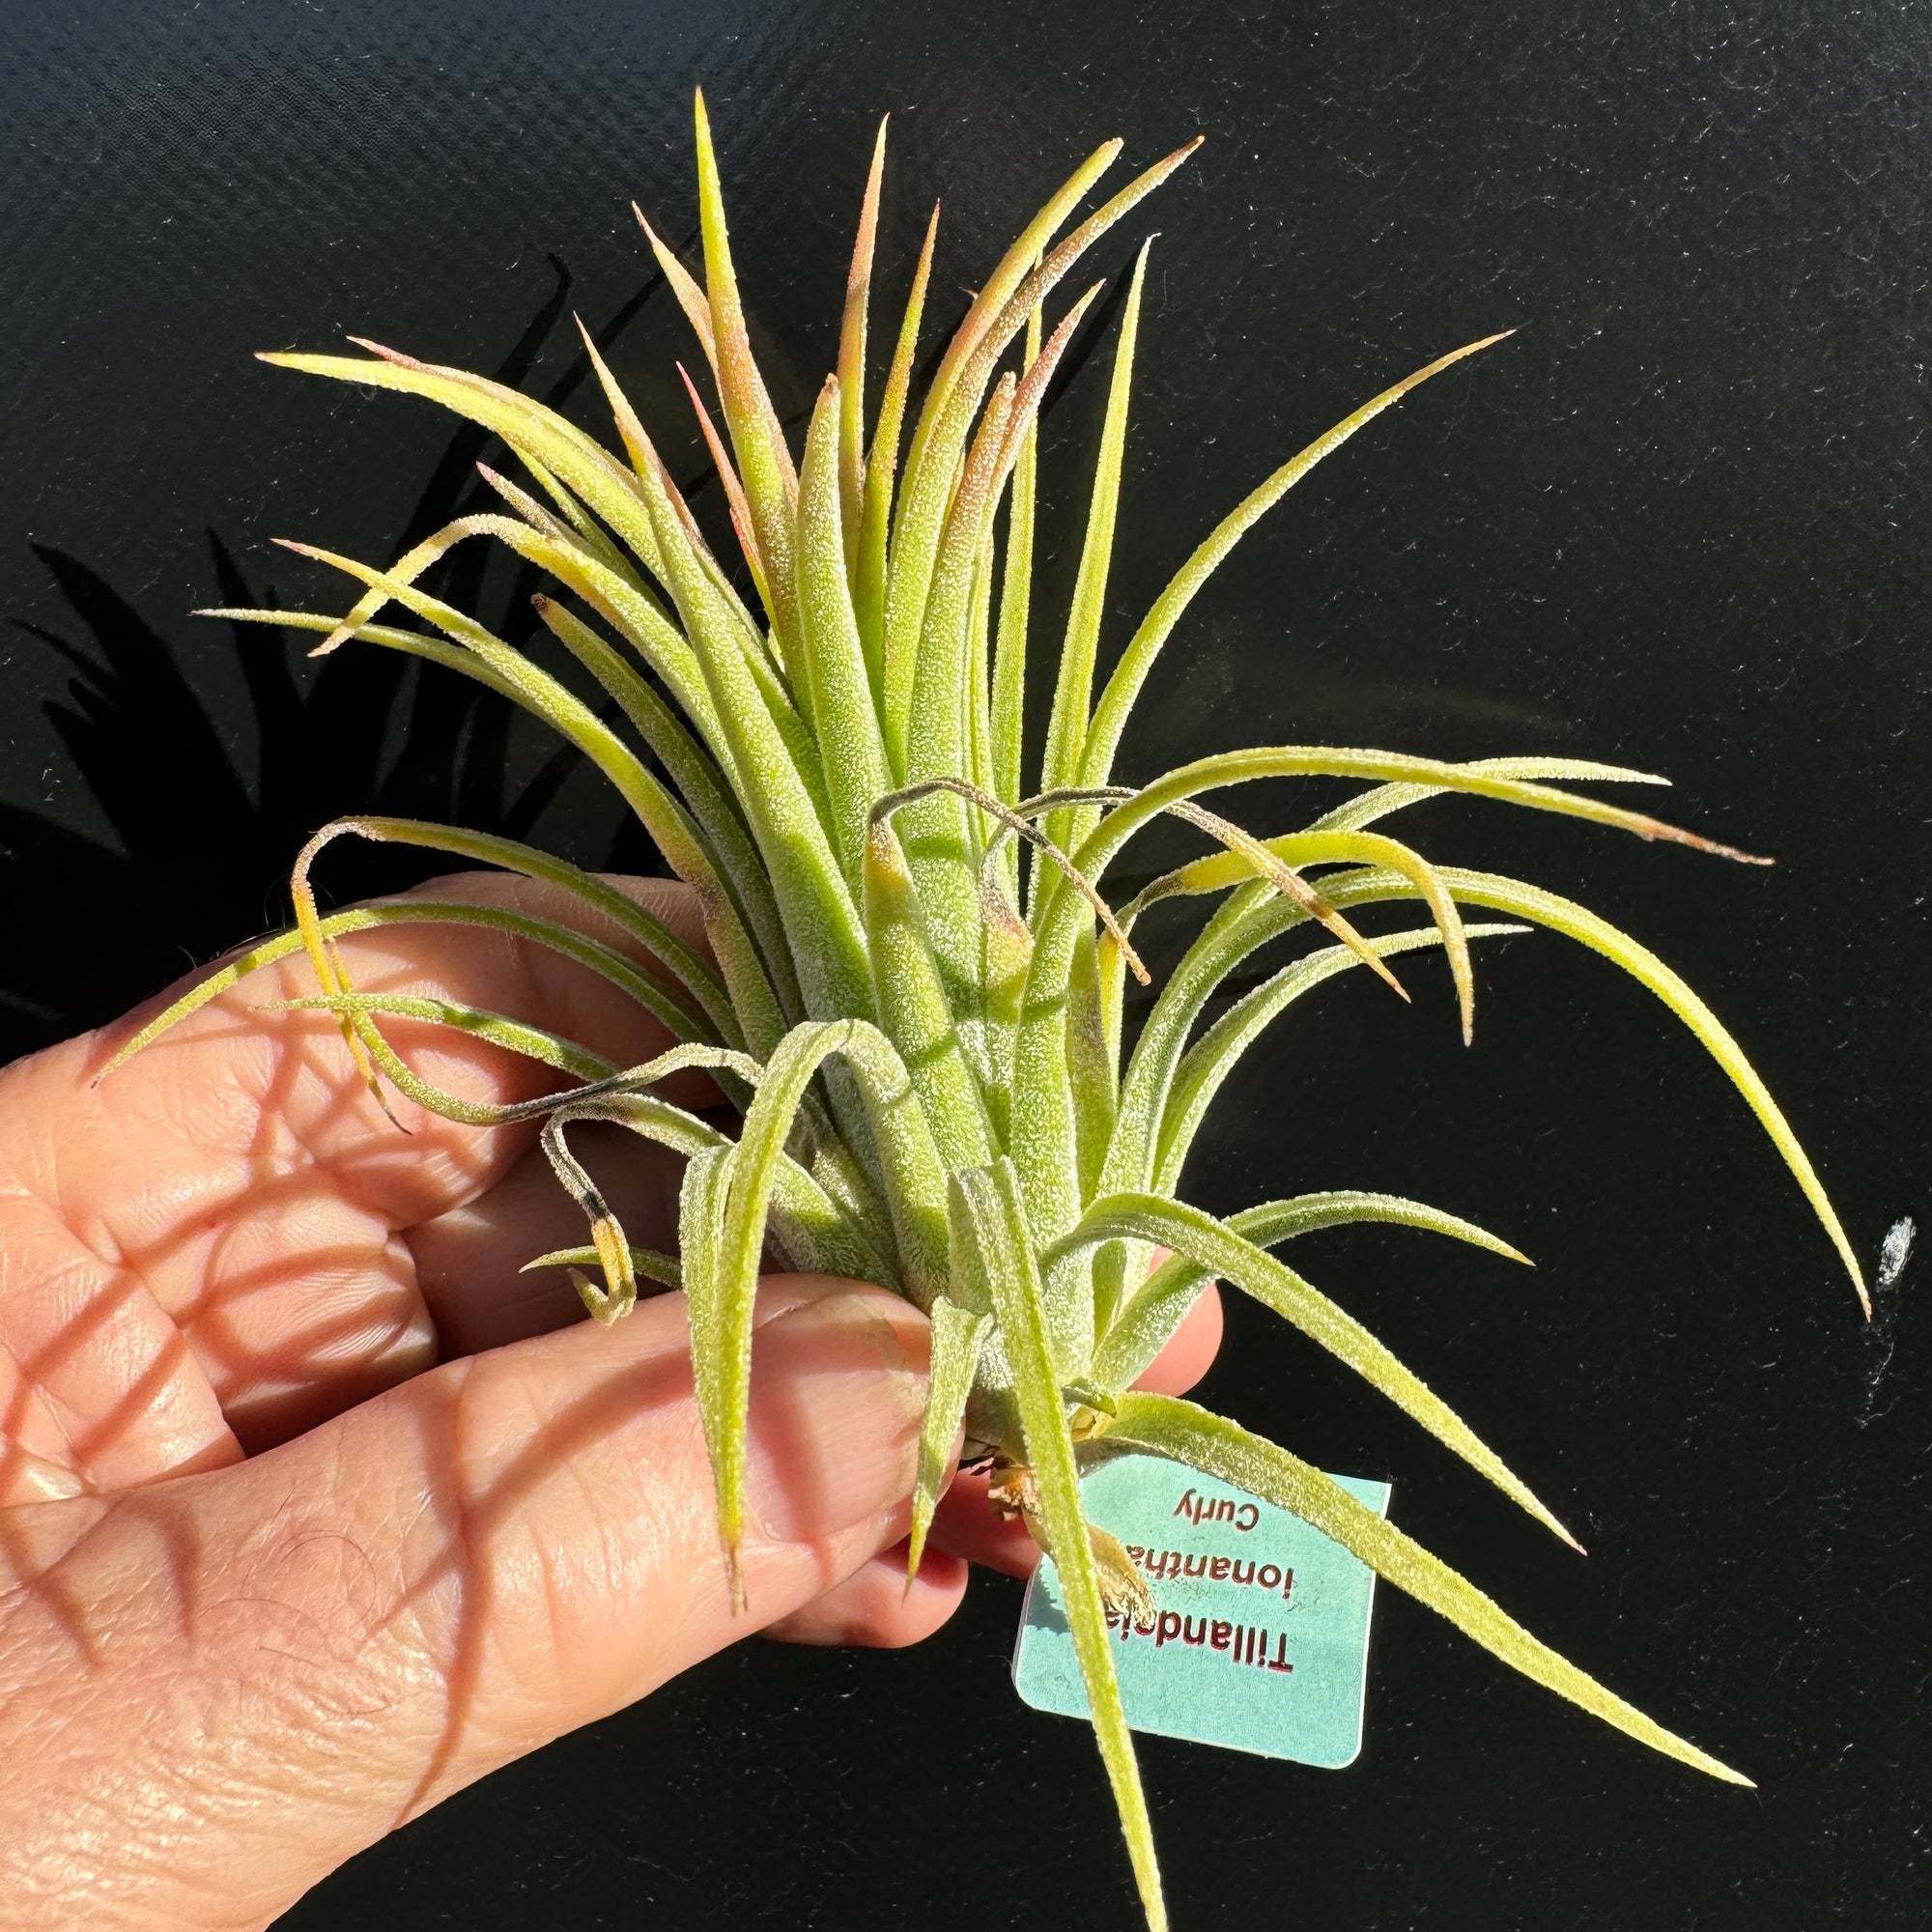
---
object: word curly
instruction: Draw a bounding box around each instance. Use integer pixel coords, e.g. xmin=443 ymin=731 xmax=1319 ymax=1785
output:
xmin=1171 ymin=1487 xmax=1261 ymax=1531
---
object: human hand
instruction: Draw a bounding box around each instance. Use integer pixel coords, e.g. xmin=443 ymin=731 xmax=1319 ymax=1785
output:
xmin=0 ymin=869 xmax=1221 ymax=1929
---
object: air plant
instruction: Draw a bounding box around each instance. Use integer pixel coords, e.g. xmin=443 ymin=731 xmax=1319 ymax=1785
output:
xmin=107 ymin=92 xmax=1867 ymax=1930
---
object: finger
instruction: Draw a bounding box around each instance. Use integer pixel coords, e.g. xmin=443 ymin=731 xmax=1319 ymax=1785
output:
xmin=923 ymin=1283 xmax=1226 ymax=1577
xmin=0 ymin=1275 xmax=926 ymax=1929
xmin=760 ymin=1538 xmax=970 ymax=1647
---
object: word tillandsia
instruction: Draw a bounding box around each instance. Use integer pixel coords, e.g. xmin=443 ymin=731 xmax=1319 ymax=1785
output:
xmin=1107 ymin=1609 xmax=1298 ymax=1675
xmin=107 ymin=90 xmax=1869 ymax=1931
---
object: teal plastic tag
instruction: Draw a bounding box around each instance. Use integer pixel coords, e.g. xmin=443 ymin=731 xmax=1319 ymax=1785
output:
xmin=1010 ymin=1453 xmax=1390 ymax=1766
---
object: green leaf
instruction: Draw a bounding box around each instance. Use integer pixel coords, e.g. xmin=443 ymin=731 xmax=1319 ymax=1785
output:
xmin=890 ymin=140 xmax=1122 ymax=631
xmin=528 ymin=596 xmax=802 ymax=1031
xmin=521 ymin=1241 xmax=683 ymax=1292
xmin=572 ymin=319 xmax=808 ymax=717
xmin=1096 ymin=1393 xmax=1752 ymax=1787
xmin=1079 ymin=332 xmax=1513 ymax=793
xmin=1154 ymin=923 xmax=1528 ymax=1194
xmin=1016 ymin=741 xmax=1772 ymax=1238
xmin=1083 ymin=746 xmax=1771 ymax=895
xmin=905 ymin=1298 xmax=990 ymax=1588
xmin=294 ymin=597 xmax=795 ymax=1063
xmin=298 ymin=995 xmax=752 ymax=1134
xmin=678 ymin=1143 xmax=748 ymax=1603
xmin=1097 ymin=1188 xmax=1529 ymax=1388
xmin=886 ymin=138 xmax=1172 ymax=773
xmin=854 ymin=200 xmax=939 ymax=708
xmin=861 ymin=818 xmax=998 ymax=1172
xmin=1414 ymin=867 xmax=1868 ymax=1317
xmin=976 ymin=843 xmax=1035 ymax=1151
xmin=674 ymin=359 xmax=776 ymax=624
xmin=1041 ymin=239 xmax=1151 ymax=861
xmin=1255 ymin=860 xmax=1864 ymax=1318
xmin=1308 ymin=756 xmax=1671 ymax=836
xmin=693 ymin=88 xmax=802 ymax=657
xmin=288 ymin=811 xmax=733 ymax=1045
xmin=473 ymin=457 xmax=637 ymax=584
xmin=966 ymin=531 xmax=997 ymax=801
xmin=548 ymin=1088 xmax=879 ymax=1287
xmin=838 ymin=117 xmax=889 ymax=560
xmin=257 ymin=340 xmax=669 ymax=578
xmin=310 ymin=511 xmax=684 ymax=704
xmin=991 ymin=298 xmax=1043 ymax=827
xmin=632 ymin=202 xmax=719 ymax=378
xmin=899 ymin=373 xmax=1020 ymax=1009
xmin=691 ymin=1017 xmax=964 ymax=1589
xmin=1131 ymin=825 xmax=1480 ymax=1045
xmin=1055 ymin=1193 xmax=1579 ymax=1548
xmin=798 ymin=376 xmax=895 ymax=891
xmin=908 ymin=285 xmax=1101 ymax=805
xmin=951 ymin=1161 xmax=1166 ymax=1932
xmin=1067 ymin=917 xmax=1118 ymax=1205
xmin=258 ymin=547 xmax=797 ymax=1060
xmin=263 ymin=990 xmax=614 ymax=1087
xmin=616 ymin=393 xmax=879 ymax=1036
xmin=99 ymin=896 xmax=696 ymax=1086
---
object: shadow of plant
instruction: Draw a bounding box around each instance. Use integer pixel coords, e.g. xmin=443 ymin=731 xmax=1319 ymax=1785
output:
xmin=0 ymin=253 xmax=682 ymax=1066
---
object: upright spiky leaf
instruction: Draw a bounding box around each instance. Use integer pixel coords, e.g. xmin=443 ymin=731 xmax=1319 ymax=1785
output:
xmin=1041 ymin=239 xmax=1151 ymax=859
xmin=952 ymin=1161 xmax=1166 ymax=1932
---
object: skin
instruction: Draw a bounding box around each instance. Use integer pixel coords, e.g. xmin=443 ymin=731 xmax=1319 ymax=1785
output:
xmin=0 ymin=869 xmax=1222 ymax=1930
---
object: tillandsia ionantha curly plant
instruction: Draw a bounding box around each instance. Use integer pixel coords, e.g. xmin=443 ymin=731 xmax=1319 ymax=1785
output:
xmin=105 ymin=92 xmax=1868 ymax=1930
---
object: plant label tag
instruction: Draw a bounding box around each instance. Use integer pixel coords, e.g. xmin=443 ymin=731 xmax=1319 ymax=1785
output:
xmin=1010 ymin=1453 xmax=1390 ymax=1767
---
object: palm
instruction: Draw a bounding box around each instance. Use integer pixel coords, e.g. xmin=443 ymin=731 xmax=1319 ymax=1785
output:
xmin=0 ymin=870 xmax=710 ymax=1501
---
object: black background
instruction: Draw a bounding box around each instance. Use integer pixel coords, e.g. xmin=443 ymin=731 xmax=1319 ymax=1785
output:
xmin=4 ymin=2 xmax=1928 ymax=1926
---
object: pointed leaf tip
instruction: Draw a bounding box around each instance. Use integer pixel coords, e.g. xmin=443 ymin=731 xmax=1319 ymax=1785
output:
xmin=341 ymin=334 xmax=429 ymax=370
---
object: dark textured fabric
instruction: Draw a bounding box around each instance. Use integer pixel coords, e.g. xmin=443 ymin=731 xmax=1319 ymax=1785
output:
xmin=1 ymin=3 xmax=1925 ymax=1925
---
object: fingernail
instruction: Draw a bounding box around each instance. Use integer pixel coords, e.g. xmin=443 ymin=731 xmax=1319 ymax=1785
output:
xmin=742 ymin=1288 xmax=929 ymax=1545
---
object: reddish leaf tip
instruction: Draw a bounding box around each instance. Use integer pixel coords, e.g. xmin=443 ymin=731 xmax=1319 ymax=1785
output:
xmin=342 ymin=335 xmax=424 ymax=369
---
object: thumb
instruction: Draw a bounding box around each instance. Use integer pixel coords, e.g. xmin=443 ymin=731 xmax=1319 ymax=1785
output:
xmin=0 ymin=1277 xmax=931 ymax=1930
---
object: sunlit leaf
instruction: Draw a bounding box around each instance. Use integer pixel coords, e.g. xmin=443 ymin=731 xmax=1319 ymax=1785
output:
xmin=1097 ymin=1393 xmax=1752 ymax=1786
xmin=1054 ymin=1193 xmax=1579 ymax=1547
xmin=905 ymin=1297 xmax=990 ymax=1588
xmin=952 ymin=1161 xmax=1166 ymax=1930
